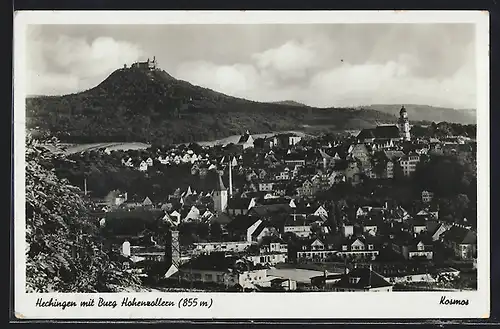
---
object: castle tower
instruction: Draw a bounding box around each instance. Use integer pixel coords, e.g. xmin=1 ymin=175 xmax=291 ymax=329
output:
xmin=212 ymin=172 xmax=228 ymax=213
xmin=398 ymin=105 xmax=411 ymax=141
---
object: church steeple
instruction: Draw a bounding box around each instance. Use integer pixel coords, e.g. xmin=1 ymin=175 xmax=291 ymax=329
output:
xmin=212 ymin=172 xmax=228 ymax=213
xmin=216 ymin=172 xmax=227 ymax=191
xmin=398 ymin=105 xmax=411 ymax=141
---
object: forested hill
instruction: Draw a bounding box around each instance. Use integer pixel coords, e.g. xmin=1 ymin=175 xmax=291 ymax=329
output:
xmin=361 ymin=104 xmax=476 ymax=125
xmin=26 ymin=67 xmax=397 ymax=145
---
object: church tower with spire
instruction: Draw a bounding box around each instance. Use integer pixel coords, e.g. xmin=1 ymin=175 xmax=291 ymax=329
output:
xmin=398 ymin=105 xmax=411 ymax=141
xmin=212 ymin=172 xmax=228 ymax=213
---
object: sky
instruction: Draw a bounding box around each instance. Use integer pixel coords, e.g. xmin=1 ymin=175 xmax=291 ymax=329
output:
xmin=26 ymin=24 xmax=476 ymax=109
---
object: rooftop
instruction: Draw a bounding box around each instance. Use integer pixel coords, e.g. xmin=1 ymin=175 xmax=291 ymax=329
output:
xmin=331 ymin=267 xmax=393 ymax=289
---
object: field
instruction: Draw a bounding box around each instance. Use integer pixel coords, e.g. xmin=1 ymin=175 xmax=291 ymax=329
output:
xmin=61 ymin=142 xmax=151 ymax=154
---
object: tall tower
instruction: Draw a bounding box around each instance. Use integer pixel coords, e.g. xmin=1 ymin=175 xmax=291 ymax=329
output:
xmin=398 ymin=105 xmax=411 ymax=141
xmin=212 ymin=172 xmax=228 ymax=213
xmin=164 ymin=229 xmax=180 ymax=278
xmin=228 ymin=158 xmax=233 ymax=197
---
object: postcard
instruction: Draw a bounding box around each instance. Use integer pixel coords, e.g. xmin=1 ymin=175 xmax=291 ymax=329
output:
xmin=13 ymin=10 xmax=490 ymax=319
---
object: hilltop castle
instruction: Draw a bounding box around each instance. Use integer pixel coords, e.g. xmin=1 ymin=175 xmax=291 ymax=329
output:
xmin=124 ymin=56 xmax=158 ymax=71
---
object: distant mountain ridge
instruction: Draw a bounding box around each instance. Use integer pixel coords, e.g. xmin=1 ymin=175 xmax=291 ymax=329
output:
xmin=360 ymin=104 xmax=476 ymax=125
xmin=26 ymin=67 xmax=468 ymax=145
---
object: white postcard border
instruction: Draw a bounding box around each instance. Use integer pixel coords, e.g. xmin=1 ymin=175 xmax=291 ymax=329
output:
xmin=13 ymin=10 xmax=490 ymax=319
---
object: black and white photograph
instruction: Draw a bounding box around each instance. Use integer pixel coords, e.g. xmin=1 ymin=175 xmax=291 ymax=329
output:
xmin=13 ymin=11 xmax=490 ymax=319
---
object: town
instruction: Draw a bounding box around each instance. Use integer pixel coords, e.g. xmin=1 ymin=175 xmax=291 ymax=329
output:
xmin=56 ymin=104 xmax=478 ymax=293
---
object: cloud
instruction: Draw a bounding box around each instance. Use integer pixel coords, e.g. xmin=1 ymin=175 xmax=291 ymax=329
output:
xmin=176 ymin=50 xmax=476 ymax=109
xmin=26 ymin=24 xmax=477 ymax=109
xmin=252 ymin=40 xmax=320 ymax=80
xmin=176 ymin=61 xmax=261 ymax=97
xmin=26 ymin=34 xmax=144 ymax=95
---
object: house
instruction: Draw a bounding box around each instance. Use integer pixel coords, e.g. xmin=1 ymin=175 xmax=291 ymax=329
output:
xmin=177 ymin=254 xmax=267 ymax=289
xmin=313 ymin=205 xmax=328 ymax=218
xmin=350 ymin=144 xmax=371 ymax=167
xmin=183 ymin=205 xmax=201 ymax=221
xmin=121 ymin=157 xmax=134 ymax=167
xmin=296 ymin=236 xmax=339 ymax=262
xmin=246 ymin=253 xmax=288 ymax=266
xmin=337 ymin=235 xmax=380 ymax=260
xmin=362 ymin=220 xmax=378 ymax=236
xmin=371 ymin=138 xmax=395 ymax=150
xmin=227 ymin=197 xmax=257 ymax=216
xmin=298 ymin=179 xmax=314 ymax=197
xmin=142 ymin=196 xmax=153 ymax=208
xmin=246 ymin=219 xmax=277 ymax=243
xmin=427 ymin=221 xmax=451 ymax=241
xmin=169 ymin=210 xmax=181 ymax=223
xmin=401 ymin=236 xmax=434 ymax=260
xmin=275 ymin=168 xmax=291 ymax=181
xmin=138 ymin=161 xmax=148 ymax=172
xmin=356 ymin=206 xmax=372 ymax=218
xmin=415 ymin=209 xmax=438 ymax=221
xmin=245 ymin=237 xmax=288 ymax=266
xmin=421 ymin=190 xmax=434 ymax=203
xmin=145 ymin=157 xmax=154 ymax=167
xmin=290 ymin=202 xmax=316 ymax=221
xmin=310 ymin=272 xmax=344 ymax=289
xmin=408 ymin=219 xmax=428 ymax=234
xmin=237 ymin=131 xmax=255 ymax=150
xmin=382 ymin=267 xmax=460 ymax=285
xmin=327 ymin=169 xmax=346 ymax=185
xmin=275 ymin=133 xmax=302 ymax=148
xmin=257 ymin=169 xmax=267 ymax=180
xmin=259 ymin=237 xmax=288 ymax=254
xmin=345 ymin=159 xmax=362 ymax=185
xmin=258 ymin=181 xmax=276 ymax=192
xmin=200 ymin=209 xmax=215 ymax=222
xmin=330 ymin=267 xmax=393 ymax=292
xmin=283 ymin=220 xmax=313 ymax=239
xmin=284 ymin=153 xmax=306 ymax=166
xmin=193 ymin=241 xmax=252 ymax=255
xmin=442 ymin=226 xmax=477 ymax=260
xmin=341 ymin=223 xmax=355 ymax=238
xmin=114 ymin=192 xmax=128 ymax=206
xmin=311 ymin=174 xmax=331 ymax=192
xmin=387 ymin=206 xmax=412 ymax=222
xmin=248 ymin=203 xmax=291 ymax=219
xmin=370 ymin=150 xmax=405 ymax=179
xmin=399 ymin=153 xmax=421 ymax=177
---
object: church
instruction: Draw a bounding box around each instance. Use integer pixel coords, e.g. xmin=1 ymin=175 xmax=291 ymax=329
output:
xmin=356 ymin=106 xmax=411 ymax=143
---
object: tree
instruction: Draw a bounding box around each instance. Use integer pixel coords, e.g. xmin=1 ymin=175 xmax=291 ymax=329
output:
xmin=25 ymin=136 xmax=140 ymax=292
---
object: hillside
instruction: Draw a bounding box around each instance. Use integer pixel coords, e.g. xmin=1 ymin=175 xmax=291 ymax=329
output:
xmin=272 ymin=100 xmax=309 ymax=107
xmin=26 ymin=67 xmax=397 ymax=145
xmin=361 ymin=104 xmax=476 ymax=125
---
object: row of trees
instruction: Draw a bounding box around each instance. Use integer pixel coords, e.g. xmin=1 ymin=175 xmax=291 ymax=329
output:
xmin=411 ymin=122 xmax=476 ymax=139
